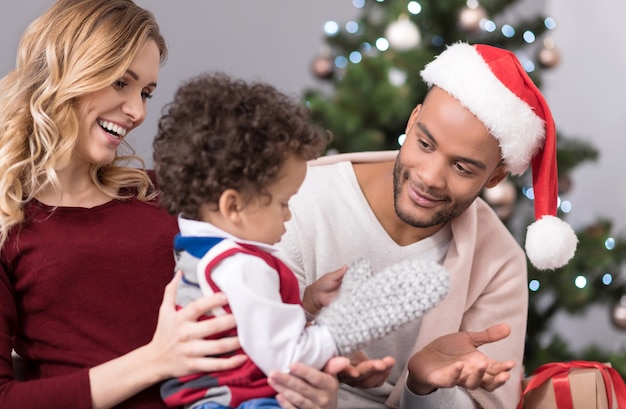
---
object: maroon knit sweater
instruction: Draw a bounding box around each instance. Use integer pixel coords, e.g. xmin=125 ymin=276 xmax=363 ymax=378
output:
xmin=0 ymin=194 xmax=179 ymax=408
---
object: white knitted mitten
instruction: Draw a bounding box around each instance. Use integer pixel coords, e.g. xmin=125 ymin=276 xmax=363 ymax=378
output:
xmin=315 ymin=257 xmax=449 ymax=355
xmin=337 ymin=257 xmax=374 ymax=296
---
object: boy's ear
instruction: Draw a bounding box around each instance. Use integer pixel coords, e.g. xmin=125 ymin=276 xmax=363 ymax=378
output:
xmin=218 ymin=189 xmax=245 ymax=222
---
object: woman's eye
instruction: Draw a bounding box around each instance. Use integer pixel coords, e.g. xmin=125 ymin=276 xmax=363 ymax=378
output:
xmin=113 ymin=79 xmax=127 ymax=90
xmin=141 ymin=91 xmax=154 ymax=100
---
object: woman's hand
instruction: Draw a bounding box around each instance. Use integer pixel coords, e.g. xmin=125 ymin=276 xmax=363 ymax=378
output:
xmin=148 ymin=271 xmax=247 ymax=379
xmin=268 ymin=357 xmax=349 ymax=409
xmin=405 ymin=323 xmax=515 ymax=395
xmin=301 ymin=266 xmax=347 ymax=316
xmin=89 ymin=271 xmax=246 ymax=409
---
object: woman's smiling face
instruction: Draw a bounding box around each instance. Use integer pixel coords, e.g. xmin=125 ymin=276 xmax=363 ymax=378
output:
xmin=74 ymin=39 xmax=160 ymax=167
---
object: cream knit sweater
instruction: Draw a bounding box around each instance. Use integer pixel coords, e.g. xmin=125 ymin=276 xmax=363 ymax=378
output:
xmin=276 ymin=151 xmax=527 ymax=409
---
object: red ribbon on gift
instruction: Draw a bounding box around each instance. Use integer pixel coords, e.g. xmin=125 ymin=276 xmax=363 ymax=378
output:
xmin=517 ymin=360 xmax=626 ymax=409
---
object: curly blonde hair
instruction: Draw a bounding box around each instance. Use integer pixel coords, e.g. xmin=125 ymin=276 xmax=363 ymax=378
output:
xmin=0 ymin=0 xmax=167 ymax=248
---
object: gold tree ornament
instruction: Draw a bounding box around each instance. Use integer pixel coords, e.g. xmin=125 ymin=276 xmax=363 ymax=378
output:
xmin=311 ymin=54 xmax=334 ymax=80
xmin=310 ymin=46 xmax=334 ymax=80
xmin=538 ymin=38 xmax=561 ymax=68
xmin=611 ymin=296 xmax=626 ymax=330
xmin=458 ymin=3 xmax=488 ymax=32
xmin=482 ymin=179 xmax=517 ymax=221
xmin=384 ymin=14 xmax=421 ymax=51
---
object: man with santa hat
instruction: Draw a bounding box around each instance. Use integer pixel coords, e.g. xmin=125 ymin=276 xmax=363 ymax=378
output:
xmin=271 ymin=42 xmax=577 ymax=409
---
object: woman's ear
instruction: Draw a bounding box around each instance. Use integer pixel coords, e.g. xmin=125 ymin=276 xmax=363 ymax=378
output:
xmin=485 ymin=162 xmax=508 ymax=189
xmin=218 ymin=189 xmax=245 ymax=223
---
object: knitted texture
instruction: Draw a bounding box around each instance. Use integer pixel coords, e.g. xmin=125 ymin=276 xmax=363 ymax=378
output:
xmin=337 ymin=257 xmax=374 ymax=296
xmin=316 ymin=257 xmax=450 ymax=355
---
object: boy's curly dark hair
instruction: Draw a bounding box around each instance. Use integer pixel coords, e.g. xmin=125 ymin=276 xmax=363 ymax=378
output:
xmin=153 ymin=71 xmax=329 ymax=219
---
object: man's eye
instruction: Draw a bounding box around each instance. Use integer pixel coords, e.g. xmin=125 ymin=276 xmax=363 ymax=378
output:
xmin=454 ymin=162 xmax=472 ymax=175
xmin=418 ymin=139 xmax=432 ymax=150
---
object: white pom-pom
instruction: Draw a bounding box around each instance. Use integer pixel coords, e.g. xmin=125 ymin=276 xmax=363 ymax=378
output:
xmin=525 ymin=215 xmax=578 ymax=270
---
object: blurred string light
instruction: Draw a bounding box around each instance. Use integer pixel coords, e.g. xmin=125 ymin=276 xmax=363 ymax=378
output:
xmin=603 ymin=273 xmax=614 ymax=285
xmin=397 ymin=133 xmax=406 ymax=145
xmin=334 ymin=55 xmax=348 ymax=69
xmin=360 ymin=42 xmax=376 ymax=57
xmin=575 ymin=275 xmax=587 ymax=289
xmin=522 ymin=59 xmax=536 ymax=73
xmin=544 ymin=17 xmax=557 ymax=29
xmin=376 ymin=37 xmax=390 ymax=51
xmin=560 ymin=200 xmax=572 ymax=214
xmin=481 ymin=19 xmax=496 ymax=32
xmin=349 ymin=51 xmax=363 ymax=64
xmin=324 ymin=21 xmax=339 ymax=36
xmin=522 ymin=184 xmax=533 ymax=200
xmin=346 ymin=21 xmax=359 ymax=34
xmin=529 ymin=279 xmax=540 ymax=292
xmin=523 ymin=30 xmax=536 ymax=44
xmin=407 ymin=1 xmax=422 ymax=15
xmin=502 ymin=24 xmax=515 ymax=38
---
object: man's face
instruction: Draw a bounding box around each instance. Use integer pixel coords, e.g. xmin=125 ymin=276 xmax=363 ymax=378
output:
xmin=393 ymin=86 xmax=506 ymax=228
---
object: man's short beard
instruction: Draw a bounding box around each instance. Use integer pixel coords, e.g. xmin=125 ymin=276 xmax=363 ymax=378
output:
xmin=393 ymin=157 xmax=474 ymax=228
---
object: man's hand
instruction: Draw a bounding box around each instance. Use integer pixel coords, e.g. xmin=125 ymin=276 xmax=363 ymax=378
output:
xmin=337 ymin=351 xmax=395 ymax=389
xmin=405 ymin=323 xmax=515 ymax=395
xmin=301 ymin=266 xmax=347 ymax=316
xmin=268 ymin=357 xmax=349 ymax=409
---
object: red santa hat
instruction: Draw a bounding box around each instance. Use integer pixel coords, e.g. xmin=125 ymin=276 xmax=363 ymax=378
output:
xmin=420 ymin=42 xmax=577 ymax=270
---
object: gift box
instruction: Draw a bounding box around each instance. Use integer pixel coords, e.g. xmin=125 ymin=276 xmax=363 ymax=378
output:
xmin=518 ymin=361 xmax=626 ymax=409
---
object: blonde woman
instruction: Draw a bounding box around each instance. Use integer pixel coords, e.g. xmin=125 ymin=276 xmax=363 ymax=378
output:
xmin=0 ymin=2 xmax=344 ymax=408
xmin=0 ymin=1 xmax=249 ymax=408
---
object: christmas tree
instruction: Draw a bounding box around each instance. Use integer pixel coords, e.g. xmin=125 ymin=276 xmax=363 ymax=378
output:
xmin=303 ymin=0 xmax=626 ymax=377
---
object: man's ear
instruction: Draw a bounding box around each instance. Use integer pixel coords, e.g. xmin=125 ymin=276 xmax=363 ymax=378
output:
xmin=218 ymin=189 xmax=245 ymax=223
xmin=485 ymin=162 xmax=508 ymax=188
xmin=405 ymin=104 xmax=422 ymax=133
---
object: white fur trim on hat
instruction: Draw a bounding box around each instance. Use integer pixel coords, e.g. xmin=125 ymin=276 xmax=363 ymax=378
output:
xmin=420 ymin=43 xmax=544 ymax=175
